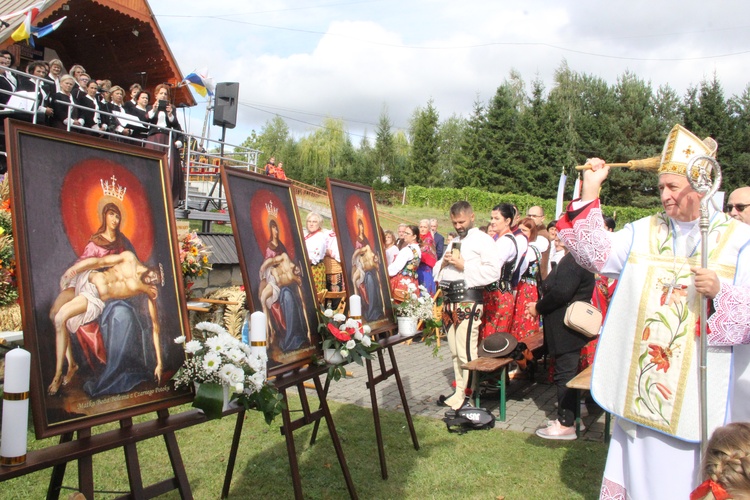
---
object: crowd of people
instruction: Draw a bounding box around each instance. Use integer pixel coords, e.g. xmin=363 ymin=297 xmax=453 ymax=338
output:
xmin=0 ymin=54 xmax=185 ymax=203
xmin=385 ymin=125 xmax=750 ymax=499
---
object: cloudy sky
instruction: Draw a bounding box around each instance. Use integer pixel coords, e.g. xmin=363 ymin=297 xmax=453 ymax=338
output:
xmin=154 ymin=0 xmax=750 ymax=149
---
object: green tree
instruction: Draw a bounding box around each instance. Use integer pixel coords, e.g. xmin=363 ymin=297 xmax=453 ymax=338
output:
xmin=373 ymin=107 xmax=396 ymax=184
xmin=297 ymin=118 xmax=350 ymax=186
xmin=454 ymin=98 xmax=490 ymax=188
xmin=436 ymin=114 xmax=466 ymax=187
xmin=408 ymin=98 xmax=440 ymax=187
xmin=485 ymin=79 xmax=523 ymax=192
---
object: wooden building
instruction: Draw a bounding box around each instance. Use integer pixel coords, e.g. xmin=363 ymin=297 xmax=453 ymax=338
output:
xmin=0 ymin=0 xmax=195 ymax=107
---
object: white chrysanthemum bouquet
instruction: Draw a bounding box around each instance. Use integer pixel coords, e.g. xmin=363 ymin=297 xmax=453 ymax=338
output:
xmin=173 ymin=322 xmax=284 ymax=422
xmin=392 ymin=282 xmax=435 ymax=320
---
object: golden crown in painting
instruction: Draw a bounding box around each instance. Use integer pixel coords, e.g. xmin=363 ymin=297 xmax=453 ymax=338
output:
xmin=100 ymin=175 xmax=126 ymax=201
xmin=265 ymin=200 xmax=279 ymax=218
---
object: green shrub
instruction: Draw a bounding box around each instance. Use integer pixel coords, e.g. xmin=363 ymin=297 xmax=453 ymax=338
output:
xmin=404 ymin=186 xmax=657 ymax=226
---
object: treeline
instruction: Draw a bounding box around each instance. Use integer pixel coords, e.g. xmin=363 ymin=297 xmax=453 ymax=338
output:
xmin=236 ymin=62 xmax=750 ymax=207
xmin=405 ymin=186 xmax=656 ymax=227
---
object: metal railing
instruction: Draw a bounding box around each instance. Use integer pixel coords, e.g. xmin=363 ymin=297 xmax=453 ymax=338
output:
xmin=0 ymin=71 xmax=411 ymax=228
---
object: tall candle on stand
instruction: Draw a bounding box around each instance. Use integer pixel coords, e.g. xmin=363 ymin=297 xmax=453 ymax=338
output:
xmin=249 ymin=311 xmax=267 ymax=378
xmin=349 ymin=294 xmax=362 ymax=325
xmin=1 ymin=347 xmax=31 ymax=466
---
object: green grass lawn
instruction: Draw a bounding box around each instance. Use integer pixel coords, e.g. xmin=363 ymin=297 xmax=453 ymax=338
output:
xmin=4 ymin=398 xmax=607 ymax=499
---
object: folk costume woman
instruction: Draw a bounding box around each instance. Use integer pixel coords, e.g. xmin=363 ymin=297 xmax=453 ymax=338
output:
xmin=388 ymin=224 xmax=421 ymax=302
xmin=480 ymin=203 xmax=522 ymax=340
xmin=510 ymin=217 xmax=543 ymax=342
xmin=417 ymin=219 xmax=437 ymax=294
xmin=304 ymin=212 xmax=328 ymax=294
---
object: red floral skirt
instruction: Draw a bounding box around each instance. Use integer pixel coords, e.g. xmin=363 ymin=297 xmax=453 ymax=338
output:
xmin=480 ymin=289 xmax=514 ymax=340
xmin=390 ymin=275 xmax=418 ymax=303
xmin=510 ymin=281 xmax=540 ymax=342
xmin=579 ymin=337 xmax=599 ymax=371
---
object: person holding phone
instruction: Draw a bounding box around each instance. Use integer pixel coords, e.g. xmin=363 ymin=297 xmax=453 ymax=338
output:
xmin=146 ymin=84 xmax=183 ymax=204
xmin=433 ymin=201 xmax=502 ymax=410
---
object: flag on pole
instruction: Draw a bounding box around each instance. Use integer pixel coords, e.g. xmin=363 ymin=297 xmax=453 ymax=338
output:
xmin=10 ymin=7 xmax=39 ymax=44
xmin=181 ymin=68 xmax=215 ymax=97
xmin=31 ymin=16 xmax=66 ymax=39
xmin=555 ymin=168 xmax=567 ymax=218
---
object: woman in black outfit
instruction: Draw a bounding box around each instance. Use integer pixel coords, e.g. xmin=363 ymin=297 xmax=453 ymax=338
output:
xmin=49 ymin=74 xmax=83 ymax=130
xmin=526 ymin=249 xmax=595 ymax=440
xmin=146 ymin=84 xmax=184 ymax=204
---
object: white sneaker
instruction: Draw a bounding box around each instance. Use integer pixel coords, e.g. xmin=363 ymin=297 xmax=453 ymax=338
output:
xmin=545 ymin=419 xmax=585 ymax=431
xmin=536 ymin=419 xmax=577 ymax=440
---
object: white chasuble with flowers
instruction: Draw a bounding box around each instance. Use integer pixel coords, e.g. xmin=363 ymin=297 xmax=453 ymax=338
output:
xmin=591 ymin=212 xmax=737 ymax=442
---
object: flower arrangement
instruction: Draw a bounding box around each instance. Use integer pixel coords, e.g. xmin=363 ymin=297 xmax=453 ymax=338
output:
xmin=318 ymin=309 xmax=378 ymax=381
xmin=392 ymin=282 xmax=435 ymax=320
xmin=173 ymin=321 xmax=284 ymax=422
xmin=0 ymin=176 xmax=17 ymax=308
xmin=179 ymin=231 xmax=212 ymax=298
xmin=392 ymin=282 xmax=443 ymax=355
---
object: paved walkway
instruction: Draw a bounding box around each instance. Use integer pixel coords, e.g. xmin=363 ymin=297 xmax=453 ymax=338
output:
xmin=325 ymin=338 xmax=610 ymax=441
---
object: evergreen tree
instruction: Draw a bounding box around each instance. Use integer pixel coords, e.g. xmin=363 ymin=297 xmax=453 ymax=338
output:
xmin=485 ymin=81 xmax=523 ymax=192
xmin=408 ymin=98 xmax=440 ymax=187
xmin=436 ymin=114 xmax=466 ymax=187
xmin=373 ymin=107 xmax=396 ymax=185
xmin=454 ymin=98 xmax=489 ymax=188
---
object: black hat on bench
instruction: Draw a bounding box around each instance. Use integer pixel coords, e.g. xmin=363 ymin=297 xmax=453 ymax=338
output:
xmin=478 ymin=332 xmax=518 ymax=358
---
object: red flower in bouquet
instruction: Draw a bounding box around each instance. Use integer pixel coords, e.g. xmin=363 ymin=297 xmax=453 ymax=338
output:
xmin=327 ymin=323 xmax=352 ymax=342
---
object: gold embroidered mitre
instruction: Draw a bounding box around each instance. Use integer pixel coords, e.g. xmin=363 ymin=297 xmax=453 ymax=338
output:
xmin=658 ymin=124 xmax=717 ymax=179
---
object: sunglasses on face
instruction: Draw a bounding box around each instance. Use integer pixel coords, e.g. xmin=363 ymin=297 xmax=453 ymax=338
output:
xmin=726 ymin=204 xmax=749 ymax=213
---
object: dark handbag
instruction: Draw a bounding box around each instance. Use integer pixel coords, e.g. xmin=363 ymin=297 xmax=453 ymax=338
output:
xmin=564 ymin=301 xmax=603 ymax=338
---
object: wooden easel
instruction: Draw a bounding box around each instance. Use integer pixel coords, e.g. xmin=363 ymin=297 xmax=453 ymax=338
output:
xmin=221 ymin=363 xmax=357 ymax=500
xmin=0 ymin=408 xmax=214 ymax=499
xmin=309 ymin=331 xmax=420 ymax=480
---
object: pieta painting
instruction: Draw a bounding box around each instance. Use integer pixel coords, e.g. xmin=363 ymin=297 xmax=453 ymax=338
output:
xmin=7 ymin=121 xmax=192 ymax=438
xmin=327 ymin=179 xmax=395 ymax=336
xmin=221 ymin=167 xmax=321 ymax=376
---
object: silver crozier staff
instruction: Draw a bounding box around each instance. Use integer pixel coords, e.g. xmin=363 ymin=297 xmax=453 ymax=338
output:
xmin=686 ymin=154 xmax=722 ymax=459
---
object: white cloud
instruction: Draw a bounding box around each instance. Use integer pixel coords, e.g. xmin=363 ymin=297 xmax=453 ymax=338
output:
xmin=153 ymin=0 xmax=750 ymax=147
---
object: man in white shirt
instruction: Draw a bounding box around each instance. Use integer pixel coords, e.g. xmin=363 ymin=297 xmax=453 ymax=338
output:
xmin=433 ymin=201 xmax=502 ymax=410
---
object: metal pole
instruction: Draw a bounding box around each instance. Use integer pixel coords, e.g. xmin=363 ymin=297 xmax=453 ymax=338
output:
xmin=686 ymin=154 xmax=722 ymax=461
xmin=218 ymin=125 xmax=226 ymax=208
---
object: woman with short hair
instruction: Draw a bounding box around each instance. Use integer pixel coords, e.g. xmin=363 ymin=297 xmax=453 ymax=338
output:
xmin=49 ymin=74 xmax=83 ymax=130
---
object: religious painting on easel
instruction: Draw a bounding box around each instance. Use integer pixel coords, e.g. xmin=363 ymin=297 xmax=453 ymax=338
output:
xmin=6 ymin=121 xmax=192 ymax=438
xmin=327 ymin=179 xmax=395 ymax=336
xmin=220 ymin=167 xmax=321 ymax=376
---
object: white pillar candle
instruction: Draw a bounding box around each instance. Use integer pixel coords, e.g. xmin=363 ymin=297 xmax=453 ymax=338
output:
xmin=349 ymin=294 xmax=362 ymax=318
xmin=1 ymin=347 xmax=30 ymax=466
xmin=249 ymin=311 xmax=267 ymax=371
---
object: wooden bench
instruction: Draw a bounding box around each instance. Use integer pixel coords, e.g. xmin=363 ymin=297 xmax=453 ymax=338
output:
xmin=566 ymin=364 xmax=611 ymax=442
xmin=461 ymin=332 xmax=545 ymax=421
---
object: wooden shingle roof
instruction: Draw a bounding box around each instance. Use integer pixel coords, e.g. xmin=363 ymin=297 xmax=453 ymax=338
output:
xmin=0 ymin=0 xmax=195 ymax=107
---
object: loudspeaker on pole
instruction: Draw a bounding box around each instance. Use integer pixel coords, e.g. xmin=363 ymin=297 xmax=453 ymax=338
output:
xmin=213 ymin=82 xmax=239 ymax=129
